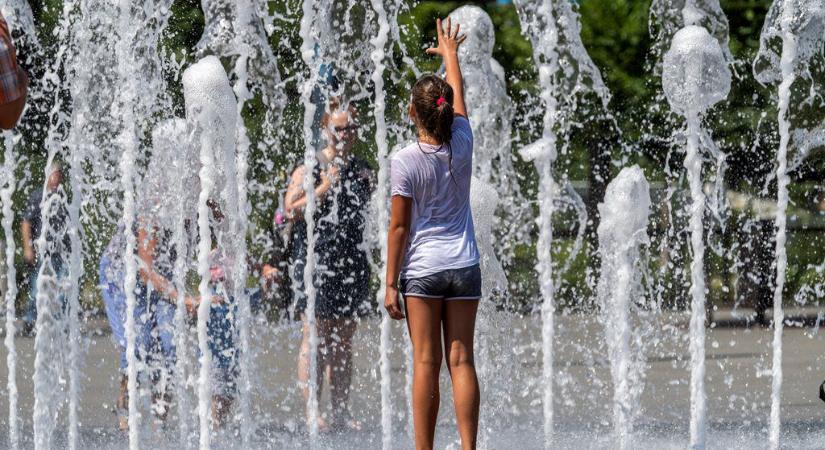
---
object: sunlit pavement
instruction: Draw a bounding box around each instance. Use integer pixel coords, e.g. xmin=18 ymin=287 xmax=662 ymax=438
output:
xmin=0 ymin=308 xmax=824 ymax=449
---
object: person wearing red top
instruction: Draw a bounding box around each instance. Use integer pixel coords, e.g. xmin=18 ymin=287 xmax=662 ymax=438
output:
xmin=0 ymin=12 xmax=27 ymax=129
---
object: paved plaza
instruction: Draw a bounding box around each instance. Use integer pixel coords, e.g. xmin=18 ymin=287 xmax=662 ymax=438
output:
xmin=0 ymin=309 xmax=824 ymax=449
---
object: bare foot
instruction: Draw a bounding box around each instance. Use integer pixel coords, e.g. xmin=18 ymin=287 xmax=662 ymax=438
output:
xmin=118 ymin=415 xmax=128 ymax=433
xmin=308 ymin=416 xmax=330 ymax=434
xmin=331 ymin=414 xmax=363 ymax=433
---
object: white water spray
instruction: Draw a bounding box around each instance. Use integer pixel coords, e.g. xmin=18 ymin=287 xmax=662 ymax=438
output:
xmin=183 ymin=55 xmax=238 ymax=449
xmin=514 ymin=1 xmax=618 ymax=441
xmin=514 ymin=1 xmax=562 ymax=444
xmin=661 ymin=24 xmax=731 ymax=449
xmin=32 ymin=2 xmax=77 ymax=447
xmin=149 ymin=117 xmax=195 ymax=448
xmin=367 ymin=0 xmax=393 ymax=447
xmin=597 ymin=166 xmax=651 ymax=450
xmin=298 ymin=0 xmax=322 ymax=442
xmin=111 ymin=1 xmax=144 ymax=446
xmin=2 ymin=132 xmax=18 ymax=449
xmin=232 ymin=50 xmax=254 ymax=446
xmin=65 ymin=130 xmax=84 ymax=450
xmin=753 ymin=4 xmax=825 ymax=445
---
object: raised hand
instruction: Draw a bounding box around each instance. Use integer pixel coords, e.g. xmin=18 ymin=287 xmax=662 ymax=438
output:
xmin=425 ymin=17 xmax=467 ymax=59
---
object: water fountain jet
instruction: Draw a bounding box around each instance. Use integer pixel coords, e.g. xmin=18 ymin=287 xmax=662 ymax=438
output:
xmin=597 ymin=166 xmax=651 ymax=450
xmin=183 ymin=54 xmax=238 ymax=449
xmin=661 ymin=23 xmax=731 ymax=450
xmin=753 ymin=1 xmax=825 ymax=447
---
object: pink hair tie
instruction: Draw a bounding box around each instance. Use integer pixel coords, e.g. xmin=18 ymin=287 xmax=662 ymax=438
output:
xmin=436 ymin=96 xmax=446 ymax=106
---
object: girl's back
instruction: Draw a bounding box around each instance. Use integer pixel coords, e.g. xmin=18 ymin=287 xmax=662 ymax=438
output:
xmin=391 ymin=116 xmax=478 ymax=279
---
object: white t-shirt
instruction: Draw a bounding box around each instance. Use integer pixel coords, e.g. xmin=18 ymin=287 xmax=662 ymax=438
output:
xmin=390 ymin=116 xmax=479 ymax=279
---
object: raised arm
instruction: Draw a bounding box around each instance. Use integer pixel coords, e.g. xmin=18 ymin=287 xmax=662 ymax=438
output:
xmin=426 ymin=17 xmax=467 ymax=118
xmin=137 ymin=227 xmax=176 ymax=301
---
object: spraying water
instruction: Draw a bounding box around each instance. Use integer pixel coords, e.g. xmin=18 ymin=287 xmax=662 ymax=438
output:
xmin=661 ymin=24 xmax=731 ymax=449
xmin=649 ymin=0 xmax=733 ymax=70
xmin=65 ymin=129 xmax=84 ymax=450
xmin=198 ymin=0 xmax=284 ymax=114
xmin=111 ymin=1 xmax=176 ymax=446
xmin=754 ymin=1 xmax=825 ymax=447
xmin=183 ymin=55 xmax=238 ymax=449
xmin=366 ymin=0 xmax=393 ymax=447
xmin=298 ymin=0 xmax=322 ymax=442
xmin=513 ymin=2 xmax=619 ymax=441
xmin=196 ymin=1 xmax=283 ymax=440
xmin=767 ymin=13 xmax=795 ymax=448
xmin=514 ymin=2 xmax=562 ymax=443
xmin=232 ymin=50 xmax=254 ymax=446
xmin=596 ymin=166 xmax=651 ymax=450
xmin=145 ymin=117 xmax=197 ymax=448
xmin=2 ymin=132 xmax=18 ymax=449
xmin=0 ymin=3 xmax=38 ymax=447
xmin=469 ymin=178 xmax=509 ymax=444
xmin=446 ymin=7 xmax=519 ymax=193
xmin=32 ymin=0 xmax=78 ymax=446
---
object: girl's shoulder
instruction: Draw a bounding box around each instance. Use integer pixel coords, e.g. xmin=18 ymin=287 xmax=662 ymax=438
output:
xmin=391 ymin=142 xmax=423 ymax=165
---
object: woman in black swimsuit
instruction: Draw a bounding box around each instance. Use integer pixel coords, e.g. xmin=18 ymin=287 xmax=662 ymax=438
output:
xmin=285 ymin=99 xmax=372 ymax=432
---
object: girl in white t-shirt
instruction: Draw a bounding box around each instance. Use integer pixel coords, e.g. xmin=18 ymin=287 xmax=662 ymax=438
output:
xmin=384 ymin=18 xmax=481 ymax=450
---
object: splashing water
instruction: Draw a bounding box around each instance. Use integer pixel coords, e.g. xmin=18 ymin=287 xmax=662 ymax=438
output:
xmin=649 ymin=0 xmax=733 ymax=70
xmin=753 ymin=1 xmax=825 ymax=448
xmin=596 ymin=166 xmax=651 ymax=450
xmin=183 ymin=55 xmax=238 ymax=449
xmin=2 ymin=132 xmax=18 ymax=449
xmin=298 ymin=0 xmax=323 ymax=443
xmin=662 ymin=24 xmax=731 ymax=449
xmin=232 ymin=50 xmax=255 ymax=447
xmin=31 ymin=0 xmax=81 ymax=447
xmin=366 ymin=0 xmax=394 ymax=447
xmin=514 ymin=2 xmax=562 ymax=444
xmin=155 ymin=117 xmax=198 ymax=449
xmin=514 ymin=0 xmax=614 ymax=444
xmin=1 ymin=1 xmax=825 ymax=449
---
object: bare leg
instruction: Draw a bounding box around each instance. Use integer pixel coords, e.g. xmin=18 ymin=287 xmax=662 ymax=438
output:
xmin=299 ymin=316 xmax=328 ymax=430
xmin=117 ymin=373 xmax=128 ymax=432
xmin=405 ymin=297 xmax=444 ymax=450
xmin=443 ymin=300 xmax=480 ymax=450
xmin=211 ymin=394 xmax=233 ymax=428
xmin=327 ymin=319 xmax=360 ymax=430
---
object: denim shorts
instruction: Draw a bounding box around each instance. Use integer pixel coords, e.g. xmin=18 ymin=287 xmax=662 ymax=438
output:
xmin=400 ymin=264 xmax=482 ymax=300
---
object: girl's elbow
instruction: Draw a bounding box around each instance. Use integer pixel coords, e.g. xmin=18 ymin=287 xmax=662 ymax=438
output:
xmin=390 ymin=223 xmax=409 ymax=237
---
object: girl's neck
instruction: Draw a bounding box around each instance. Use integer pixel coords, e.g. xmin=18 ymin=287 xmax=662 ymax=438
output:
xmin=417 ymin=131 xmax=441 ymax=146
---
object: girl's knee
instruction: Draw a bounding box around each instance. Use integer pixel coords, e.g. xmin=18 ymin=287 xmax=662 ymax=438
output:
xmin=446 ymin=343 xmax=474 ymax=369
xmin=414 ymin=351 xmax=443 ymax=372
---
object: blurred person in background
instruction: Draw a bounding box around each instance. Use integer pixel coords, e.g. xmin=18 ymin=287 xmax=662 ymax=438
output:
xmin=22 ymin=162 xmax=69 ymax=335
xmin=285 ymin=98 xmax=373 ymax=432
xmin=0 ymin=12 xmax=28 ymax=129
